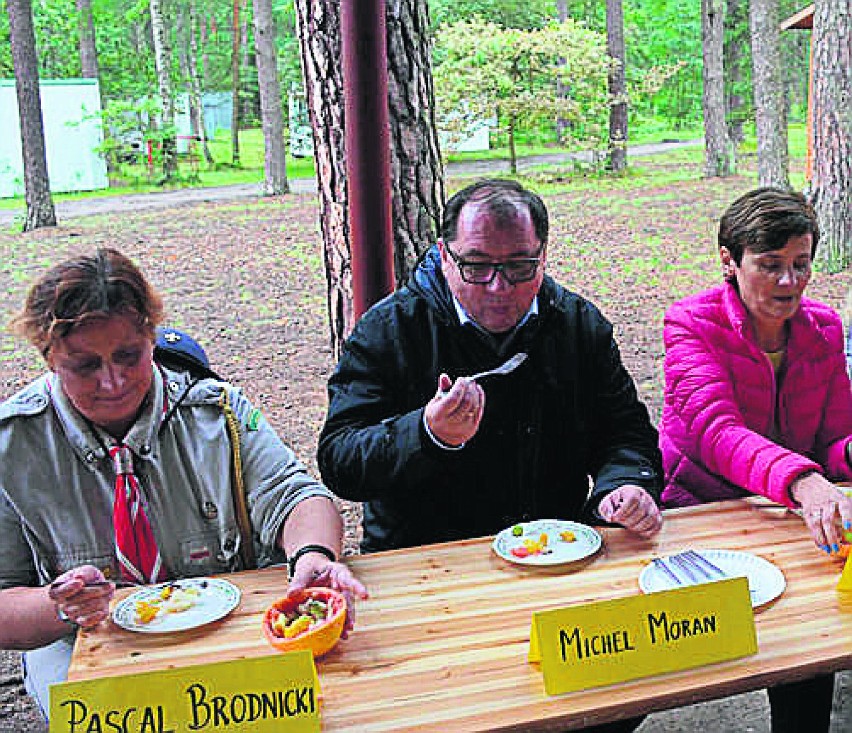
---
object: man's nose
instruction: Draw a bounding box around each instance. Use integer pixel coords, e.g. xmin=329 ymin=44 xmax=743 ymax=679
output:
xmin=486 ymin=268 xmax=513 ymax=292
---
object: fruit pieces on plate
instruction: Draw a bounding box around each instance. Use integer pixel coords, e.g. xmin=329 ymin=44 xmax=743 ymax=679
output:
xmin=509 ymin=525 xmax=578 ymax=558
xmin=134 ymin=581 xmax=203 ymax=624
xmin=262 ymin=587 xmax=347 ymax=657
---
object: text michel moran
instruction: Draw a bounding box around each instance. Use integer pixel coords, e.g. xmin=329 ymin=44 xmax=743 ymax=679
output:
xmin=561 ymin=609 xmax=718 ymax=661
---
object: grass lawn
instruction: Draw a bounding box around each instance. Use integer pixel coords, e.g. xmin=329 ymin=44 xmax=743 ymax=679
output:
xmin=0 ymin=123 xmax=808 ymax=210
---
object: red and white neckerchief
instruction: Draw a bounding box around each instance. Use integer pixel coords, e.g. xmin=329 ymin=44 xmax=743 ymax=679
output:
xmin=111 ymin=443 xmax=166 ymax=584
xmin=111 ymin=367 xmax=170 ymax=584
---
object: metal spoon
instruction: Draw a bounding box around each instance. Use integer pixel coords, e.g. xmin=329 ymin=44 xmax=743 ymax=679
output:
xmin=440 ymin=353 xmax=528 ymax=394
xmin=468 ymin=352 xmax=528 ymax=382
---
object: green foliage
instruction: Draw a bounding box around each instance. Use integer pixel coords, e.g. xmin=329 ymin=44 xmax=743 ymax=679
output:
xmin=434 ymin=18 xmax=611 ymax=168
xmin=34 ymin=0 xmax=79 ymax=77
xmin=621 ymin=0 xmax=702 ymax=126
xmin=0 ymin=9 xmax=10 ymax=77
xmin=429 ymin=0 xmax=557 ymax=31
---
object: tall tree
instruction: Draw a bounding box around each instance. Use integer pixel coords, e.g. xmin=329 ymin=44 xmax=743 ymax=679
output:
xmin=606 ymin=0 xmax=627 ymax=172
xmin=386 ymin=0 xmax=444 ymax=278
xmin=701 ymin=0 xmax=734 ymax=177
xmin=810 ymin=0 xmax=852 ymax=272
xmin=295 ymin=0 xmax=443 ymax=356
xmin=185 ymin=0 xmax=214 ymax=166
xmin=76 ymin=0 xmax=98 ymax=78
xmin=294 ymin=0 xmax=349 ymax=352
xmin=149 ymin=0 xmax=177 ymax=179
xmin=231 ymin=0 xmax=243 ymax=165
xmin=724 ymin=0 xmax=749 ymax=145
xmin=6 ymin=0 xmax=56 ymax=230
xmin=253 ymin=0 xmax=288 ymax=195
xmin=749 ymin=0 xmax=789 ymax=188
xmin=555 ymin=0 xmax=570 ymax=141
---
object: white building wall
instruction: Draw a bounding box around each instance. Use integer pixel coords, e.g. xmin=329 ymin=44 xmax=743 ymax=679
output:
xmin=0 ymin=79 xmax=108 ymax=198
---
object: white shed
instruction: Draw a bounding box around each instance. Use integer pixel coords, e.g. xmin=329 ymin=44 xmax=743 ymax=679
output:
xmin=0 ymin=78 xmax=109 ymax=199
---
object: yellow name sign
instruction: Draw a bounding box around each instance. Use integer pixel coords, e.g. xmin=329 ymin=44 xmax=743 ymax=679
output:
xmin=50 ymin=652 xmax=319 ymax=733
xmin=838 ymin=552 xmax=852 ymax=591
xmin=529 ymin=577 xmax=757 ymax=696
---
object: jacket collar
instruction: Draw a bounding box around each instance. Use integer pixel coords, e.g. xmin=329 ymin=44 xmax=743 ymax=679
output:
xmin=48 ymin=363 xmax=165 ymax=466
xmin=722 ymin=281 xmax=830 ymax=353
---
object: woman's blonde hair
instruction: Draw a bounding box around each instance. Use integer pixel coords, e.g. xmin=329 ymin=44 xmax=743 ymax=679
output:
xmin=9 ymin=248 xmax=164 ymax=357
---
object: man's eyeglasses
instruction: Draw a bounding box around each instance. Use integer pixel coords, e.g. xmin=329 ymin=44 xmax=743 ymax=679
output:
xmin=445 ymin=244 xmax=544 ymax=285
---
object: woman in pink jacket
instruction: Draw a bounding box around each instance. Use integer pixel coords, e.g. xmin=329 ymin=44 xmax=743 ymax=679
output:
xmin=660 ymin=187 xmax=852 ymax=733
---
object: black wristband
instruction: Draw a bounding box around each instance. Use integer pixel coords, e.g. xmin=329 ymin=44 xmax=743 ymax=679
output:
xmin=287 ymin=544 xmax=337 ymax=579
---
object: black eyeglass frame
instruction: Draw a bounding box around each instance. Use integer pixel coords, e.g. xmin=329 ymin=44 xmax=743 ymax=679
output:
xmin=444 ymin=242 xmax=545 ymax=285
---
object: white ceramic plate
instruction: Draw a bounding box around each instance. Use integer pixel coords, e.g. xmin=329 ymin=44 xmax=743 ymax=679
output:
xmin=638 ymin=549 xmax=785 ymax=608
xmin=492 ymin=520 xmax=602 ymax=566
xmin=112 ymin=578 xmax=241 ymax=633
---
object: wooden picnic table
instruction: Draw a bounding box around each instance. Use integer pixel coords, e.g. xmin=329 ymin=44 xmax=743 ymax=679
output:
xmin=68 ymin=498 xmax=852 ymax=732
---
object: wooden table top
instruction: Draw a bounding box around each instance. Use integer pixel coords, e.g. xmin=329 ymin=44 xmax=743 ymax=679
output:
xmin=69 ymin=498 xmax=852 ymax=732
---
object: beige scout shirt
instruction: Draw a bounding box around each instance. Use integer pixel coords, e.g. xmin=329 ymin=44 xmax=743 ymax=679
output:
xmin=0 ymin=364 xmax=333 ymax=588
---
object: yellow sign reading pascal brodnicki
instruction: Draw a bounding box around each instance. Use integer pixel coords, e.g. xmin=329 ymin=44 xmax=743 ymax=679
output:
xmin=49 ymin=652 xmax=320 ymax=733
xmin=529 ymin=576 xmax=757 ymax=696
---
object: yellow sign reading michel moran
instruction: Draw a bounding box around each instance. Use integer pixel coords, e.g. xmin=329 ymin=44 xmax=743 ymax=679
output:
xmin=529 ymin=577 xmax=758 ymax=696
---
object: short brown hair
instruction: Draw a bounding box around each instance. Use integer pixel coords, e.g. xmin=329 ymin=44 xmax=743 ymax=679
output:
xmin=10 ymin=249 xmax=164 ymax=357
xmin=718 ymin=187 xmax=819 ymax=265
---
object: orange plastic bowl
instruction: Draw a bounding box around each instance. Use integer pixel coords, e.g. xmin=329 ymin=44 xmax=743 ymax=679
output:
xmin=262 ymin=587 xmax=347 ymax=657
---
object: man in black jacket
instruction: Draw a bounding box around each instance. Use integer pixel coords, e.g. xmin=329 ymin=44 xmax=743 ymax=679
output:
xmin=319 ymin=179 xmax=662 ymax=554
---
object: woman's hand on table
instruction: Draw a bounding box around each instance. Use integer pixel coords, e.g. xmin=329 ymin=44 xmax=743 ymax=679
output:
xmin=287 ymin=556 xmax=368 ymax=638
xmin=598 ymin=485 xmax=663 ymax=539
xmin=48 ymin=565 xmax=115 ymax=629
xmin=789 ymin=472 xmax=852 ymax=554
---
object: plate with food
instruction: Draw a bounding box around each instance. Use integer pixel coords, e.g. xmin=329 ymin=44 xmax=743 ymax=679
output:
xmin=492 ymin=519 xmax=602 ymax=566
xmin=112 ymin=578 xmax=241 ymax=633
xmin=638 ymin=549 xmax=786 ymax=608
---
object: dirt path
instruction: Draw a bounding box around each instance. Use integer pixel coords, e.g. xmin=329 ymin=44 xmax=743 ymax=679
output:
xmin=0 ymin=140 xmax=703 ymax=226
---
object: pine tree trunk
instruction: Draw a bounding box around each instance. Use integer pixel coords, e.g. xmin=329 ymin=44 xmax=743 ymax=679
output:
xmin=749 ymin=0 xmax=789 ymax=188
xmin=187 ymin=0 xmax=214 ymax=166
xmin=149 ymin=0 xmax=177 ymax=179
xmin=76 ymin=0 xmax=99 ymax=78
xmin=810 ymin=2 xmax=852 ymax=272
xmin=702 ymin=0 xmax=735 ymax=177
xmin=295 ymin=0 xmax=350 ymax=355
xmin=724 ymin=0 xmax=747 ymax=145
xmin=508 ymin=113 xmax=517 ymax=174
xmin=386 ymin=0 xmax=443 ymax=282
xmin=253 ymin=0 xmax=288 ymax=195
xmin=7 ymin=0 xmax=56 ymax=230
xmin=75 ymin=0 xmax=114 ymax=176
xmin=295 ymin=0 xmax=442 ymax=357
xmin=231 ymin=0 xmax=242 ymax=166
xmin=606 ymin=0 xmax=627 ymax=172
xmin=555 ymin=0 xmax=570 ymax=141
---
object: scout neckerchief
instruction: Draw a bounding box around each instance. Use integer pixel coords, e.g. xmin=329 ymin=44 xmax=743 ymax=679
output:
xmin=110 ymin=367 xmax=171 ymax=584
xmin=111 ymin=441 xmax=165 ymax=584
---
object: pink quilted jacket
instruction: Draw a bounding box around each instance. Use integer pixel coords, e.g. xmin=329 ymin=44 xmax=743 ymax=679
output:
xmin=660 ymin=282 xmax=852 ymax=508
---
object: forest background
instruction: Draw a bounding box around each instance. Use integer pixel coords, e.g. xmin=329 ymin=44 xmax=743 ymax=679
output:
xmin=0 ymin=0 xmax=813 ymax=192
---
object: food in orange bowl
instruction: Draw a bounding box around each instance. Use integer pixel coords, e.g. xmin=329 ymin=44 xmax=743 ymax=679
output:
xmin=262 ymin=587 xmax=347 ymax=657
